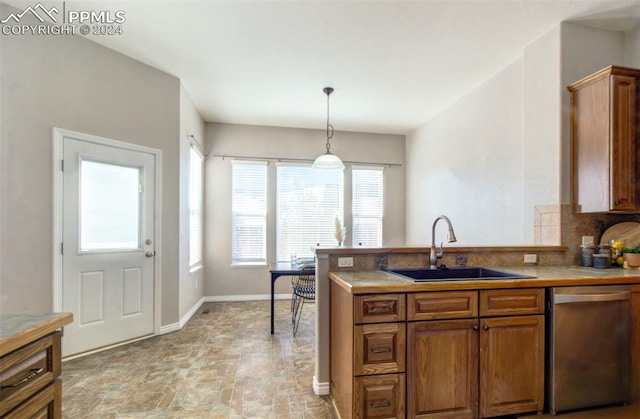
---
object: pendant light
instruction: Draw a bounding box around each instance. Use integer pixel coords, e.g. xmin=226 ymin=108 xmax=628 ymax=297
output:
xmin=312 ymin=87 xmax=345 ymax=170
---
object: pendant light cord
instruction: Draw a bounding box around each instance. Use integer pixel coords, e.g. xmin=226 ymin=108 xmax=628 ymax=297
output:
xmin=324 ymin=87 xmax=334 ymax=153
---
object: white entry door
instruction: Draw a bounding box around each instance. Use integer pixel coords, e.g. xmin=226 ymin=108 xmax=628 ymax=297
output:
xmin=61 ymin=136 xmax=156 ymax=357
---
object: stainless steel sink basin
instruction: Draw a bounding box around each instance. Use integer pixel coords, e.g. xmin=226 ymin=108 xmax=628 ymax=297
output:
xmin=385 ymin=267 xmax=535 ymax=282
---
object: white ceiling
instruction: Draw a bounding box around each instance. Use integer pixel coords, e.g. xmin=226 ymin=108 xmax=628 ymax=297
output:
xmin=24 ymin=1 xmax=640 ymax=134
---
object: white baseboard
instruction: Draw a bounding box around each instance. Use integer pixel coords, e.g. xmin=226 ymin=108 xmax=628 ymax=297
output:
xmin=159 ymin=294 xmax=290 ymax=334
xmin=159 ymin=321 xmax=181 ymax=335
xmin=204 ymin=293 xmax=291 ymax=302
xmin=313 ymin=376 xmax=330 ymax=396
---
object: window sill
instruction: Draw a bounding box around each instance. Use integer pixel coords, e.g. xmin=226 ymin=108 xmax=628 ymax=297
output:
xmin=230 ymin=262 xmax=267 ymax=268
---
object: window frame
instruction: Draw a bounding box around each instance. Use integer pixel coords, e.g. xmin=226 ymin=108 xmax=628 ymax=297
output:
xmin=188 ymin=143 xmax=204 ymax=270
xmin=351 ymin=165 xmax=384 ymax=247
xmin=276 ymin=162 xmax=344 ymax=263
xmin=231 ymin=160 xmax=268 ymax=266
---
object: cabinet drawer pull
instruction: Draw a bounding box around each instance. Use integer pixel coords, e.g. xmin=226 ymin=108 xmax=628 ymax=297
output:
xmin=369 ymin=306 xmax=393 ymax=313
xmin=371 ymin=347 xmax=392 ymax=353
xmin=370 ymin=400 xmax=392 ymax=408
xmin=1 ymin=368 xmax=44 ymax=389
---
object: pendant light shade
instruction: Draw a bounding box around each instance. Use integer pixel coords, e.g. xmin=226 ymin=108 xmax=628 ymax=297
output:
xmin=312 ymin=87 xmax=345 ymax=170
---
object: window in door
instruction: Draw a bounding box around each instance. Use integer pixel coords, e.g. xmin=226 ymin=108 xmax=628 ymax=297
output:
xmin=189 ymin=144 xmax=204 ymax=268
xmin=232 ymin=161 xmax=267 ymax=265
xmin=352 ymin=166 xmax=384 ymax=246
xmin=80 ymin=159 xmax=142 ymax=252
xmin=276 ymin=164 xmax=343 ymax=262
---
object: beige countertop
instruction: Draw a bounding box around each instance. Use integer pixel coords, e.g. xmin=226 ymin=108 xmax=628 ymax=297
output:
xmin=329 ymin=265 xmax=640 ymax=294
xmin=0 ymin=312 xmax=73 ymax=357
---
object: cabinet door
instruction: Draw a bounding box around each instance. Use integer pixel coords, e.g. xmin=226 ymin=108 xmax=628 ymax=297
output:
xmin=610 ymin=74 xmax=638 ymax=211
xmin=407 ymin=319 xmax=478 ymax=419
xmin=479 ymin=315 xmax=544 ymax=418
xmin=570 ymin=66 xmax=640 ymax=213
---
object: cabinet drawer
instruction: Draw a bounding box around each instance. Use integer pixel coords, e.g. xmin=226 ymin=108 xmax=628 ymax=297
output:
xmin=4 ymin=380 xmax=61 ymax=419
xmin=355 ymin=294 xmax=406 ymax=324
xmin=355 ymin=323 xmax=406 ymax=376
xmin=0 ymin=332 xmax=61 ymax=417
xmin=480 ymin=288 xmax=545 ymax=316
xmin=354 ymin=374 xmax=405 ymax=419
xmin=408 ymin=291 xmax=478 ymax=320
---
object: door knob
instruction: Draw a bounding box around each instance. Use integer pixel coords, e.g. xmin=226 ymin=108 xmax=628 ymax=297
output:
xmin=145 ymin=251 xmax=155 ymax=258
xmin=483 ymin=324 xmax=489 ymax=331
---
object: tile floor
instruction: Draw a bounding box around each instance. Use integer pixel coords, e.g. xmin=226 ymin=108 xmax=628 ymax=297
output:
xmin=61 ymin=299 xmax=639 ymax=419
xmin=61 ymin=300 xmax=336 ymax=418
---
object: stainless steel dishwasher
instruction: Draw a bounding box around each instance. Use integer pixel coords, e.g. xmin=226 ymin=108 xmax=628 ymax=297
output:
xmin=548 ymin=285 xmax=631 ymax=414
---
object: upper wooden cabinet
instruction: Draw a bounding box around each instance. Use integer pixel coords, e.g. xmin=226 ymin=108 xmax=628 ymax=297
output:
xmin=569 ymin=65 xmax=640 ymax=213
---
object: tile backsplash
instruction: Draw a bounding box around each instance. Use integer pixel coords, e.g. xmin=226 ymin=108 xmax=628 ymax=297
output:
xmin=324 ymin=205 xmax=640 ymax=271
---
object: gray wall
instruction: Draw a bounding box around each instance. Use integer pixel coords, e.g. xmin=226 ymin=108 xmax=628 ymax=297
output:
xmin=204 ymin=123 xmax=405 ymax=298
xmin=0 ymin=3 xmax=181 ymax=327
xmin=405 ymin=22 xmax=637 ymax=246
xmin=178 ymin=84 xmax=206 ymax=320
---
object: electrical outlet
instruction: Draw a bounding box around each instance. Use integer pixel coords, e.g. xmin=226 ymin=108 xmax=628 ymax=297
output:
xmin=524 ymin=254 xmax=538 ymax=264
xmin=582 ymin=236 xmax=595 ymax=246
xmin=338 ymin=257 xmax=354 ymax=267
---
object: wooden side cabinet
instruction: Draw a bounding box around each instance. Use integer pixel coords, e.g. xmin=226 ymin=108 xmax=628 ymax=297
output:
xmin=331 ymin=284 xmax=407 ymax=418
xmin=569 ymin=65 xmax=640 ymax=213
xmin=0 ymin=332 xmax=63 ymax=418
xmin=0 ymin=313 xmax=71 ymax=419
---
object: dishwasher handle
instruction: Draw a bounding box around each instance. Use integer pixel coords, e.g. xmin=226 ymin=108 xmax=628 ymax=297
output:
xmin=554 ymin=291 xmax=631 ymax=304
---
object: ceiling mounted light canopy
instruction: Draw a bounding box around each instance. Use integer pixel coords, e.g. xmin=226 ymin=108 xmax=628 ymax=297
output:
xmin=312 ymin=87 xmax=345 ymax=170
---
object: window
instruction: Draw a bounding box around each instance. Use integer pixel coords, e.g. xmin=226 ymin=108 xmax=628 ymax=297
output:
xmin=189 ymin=145 xmax=204 ymax=268
xmin=80 ymin=159 xmax=141 ymax=251
xmin=352 ymin=166 xmax=383 ymax=246
xmin=277 ymin=164 xmax=343 ymax=261
xmin=232 ymin=161 xmax=267 ymax=264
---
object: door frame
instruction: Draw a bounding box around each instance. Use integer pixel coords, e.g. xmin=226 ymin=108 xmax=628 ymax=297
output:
xmin=52 ymin=127 xmax=163 ymax=340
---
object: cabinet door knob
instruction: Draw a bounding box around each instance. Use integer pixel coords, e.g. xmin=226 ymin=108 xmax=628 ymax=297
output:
xmin=472 ymin=325 xmax=479 ymax=331
xmin=615 ymin=199 xmax=621 ymax=205
xmin=483 ymin=324 xmax=489 ymax=331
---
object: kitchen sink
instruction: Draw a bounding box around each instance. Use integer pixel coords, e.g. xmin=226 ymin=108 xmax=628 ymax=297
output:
xmin=385 ymin=267 xmax=535 ymax=282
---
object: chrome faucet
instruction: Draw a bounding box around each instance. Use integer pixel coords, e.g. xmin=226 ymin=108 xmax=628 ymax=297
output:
xmin=429 ymin=215 xmax=457 ymax=269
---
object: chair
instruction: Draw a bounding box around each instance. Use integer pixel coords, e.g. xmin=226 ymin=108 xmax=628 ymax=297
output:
xmin=291 ymin=265 xmax=315 ymax=336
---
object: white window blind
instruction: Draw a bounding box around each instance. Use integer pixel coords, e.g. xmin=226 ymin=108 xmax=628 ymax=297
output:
xmin=277 ymin=164 xmax=343 ymax=262
xmin=189 ymin=145 xmax=204 ymax=267
xmin=352 ymin=167 xmax=383 ymax=246
xmin=232 ymin=161 xmax=267 ymax=264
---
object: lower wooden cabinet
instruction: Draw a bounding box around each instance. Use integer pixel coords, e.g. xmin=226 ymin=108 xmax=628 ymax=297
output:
xmin=330 ymin=285 xmax=545 ymax=419
xmin=406 ymin=315 xmax=544 ymax=419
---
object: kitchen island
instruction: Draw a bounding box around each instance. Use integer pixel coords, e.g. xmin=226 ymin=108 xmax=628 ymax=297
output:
xmin=328 ymin=265 xmax=640 ymax=418
xmin=0 ymin=312 xmax=73 ymax=418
